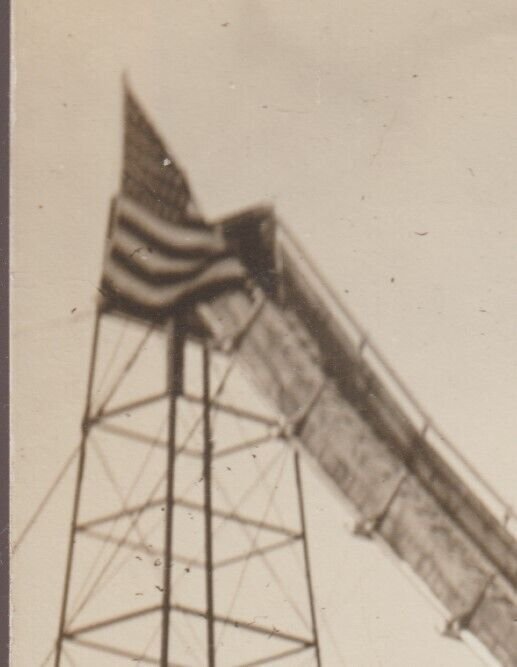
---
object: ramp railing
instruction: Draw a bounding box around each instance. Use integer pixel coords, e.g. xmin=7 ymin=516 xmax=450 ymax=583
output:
xmin=277 ymin=220 xmax=517 ymax=539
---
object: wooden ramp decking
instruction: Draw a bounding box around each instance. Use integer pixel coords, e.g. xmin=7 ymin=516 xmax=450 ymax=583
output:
xmin=198 ymin=218 xmax=517 ymax=666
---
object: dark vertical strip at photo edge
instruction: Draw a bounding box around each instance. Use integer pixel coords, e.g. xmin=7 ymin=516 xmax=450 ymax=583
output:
xmin=1 ymin=0 xmax=11 ymax=665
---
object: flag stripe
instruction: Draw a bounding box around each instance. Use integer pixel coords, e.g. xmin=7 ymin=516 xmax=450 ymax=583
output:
xmin=103 ymin=253 xmax=246 ymax=311
xmin=114 ymin=196 xmax=227 ymax=257
xmin=111 ymin=226 xmax=207 ymax=274
xmin=110 ymin=246 xmax=216 ymax=286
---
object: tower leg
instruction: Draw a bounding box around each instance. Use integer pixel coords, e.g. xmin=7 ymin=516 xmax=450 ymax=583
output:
xmin=161 ymin=318 xmax=182 ymax=666
xmin=202 ymin=341 xmax=216 ymax=666
xmin=55 ymin=311 xmax=102 ymax=667
xmin=294 ymin=451 xmax=322 ymax=666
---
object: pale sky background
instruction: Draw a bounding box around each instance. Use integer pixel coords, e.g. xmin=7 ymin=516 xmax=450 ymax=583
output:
xmin=11 ymin=1 xmax=517 ymax=665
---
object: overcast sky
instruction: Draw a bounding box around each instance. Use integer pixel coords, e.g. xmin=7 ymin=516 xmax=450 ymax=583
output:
xmin=12 ymin=2 xmax=517 ymax=665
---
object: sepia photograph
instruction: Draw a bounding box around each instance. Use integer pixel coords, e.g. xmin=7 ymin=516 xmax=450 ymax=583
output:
xmin=10 ymin=2 xmax=517 ymax=665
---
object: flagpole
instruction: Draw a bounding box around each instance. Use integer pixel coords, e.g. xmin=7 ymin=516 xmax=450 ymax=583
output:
xmin=161 ymin=316 xmax=181 ymax=666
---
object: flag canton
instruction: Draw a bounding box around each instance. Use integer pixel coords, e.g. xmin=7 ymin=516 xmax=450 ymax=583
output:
xmin=122 ymin=88 xmax=194 ymax=226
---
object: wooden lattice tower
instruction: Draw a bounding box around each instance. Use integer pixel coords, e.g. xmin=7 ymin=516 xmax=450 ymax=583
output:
xmin=54 ymin=298 xmax=322 ymax=666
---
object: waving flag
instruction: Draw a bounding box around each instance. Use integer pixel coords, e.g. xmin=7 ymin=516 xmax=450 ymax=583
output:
xmin=101 ymin=86 xmax=247 ymax=319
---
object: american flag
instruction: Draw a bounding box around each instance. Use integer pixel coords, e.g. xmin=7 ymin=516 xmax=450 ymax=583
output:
xmin=100 ymin=86 xmax=247 ymax=320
